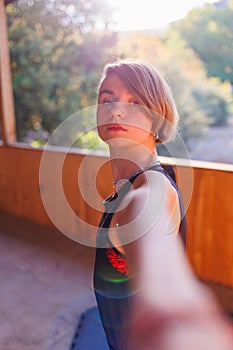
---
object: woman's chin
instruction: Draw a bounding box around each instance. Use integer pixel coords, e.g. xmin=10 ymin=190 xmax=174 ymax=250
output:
xmin=105 ymin=137 xmax=140 ymax=149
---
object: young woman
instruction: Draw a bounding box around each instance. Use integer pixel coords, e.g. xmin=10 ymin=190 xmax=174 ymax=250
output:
xmin=93 ymin=59 xmax=233 ymax=350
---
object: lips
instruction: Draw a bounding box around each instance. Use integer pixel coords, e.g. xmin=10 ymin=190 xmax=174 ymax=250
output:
xmin=107 ymin=123 xmax=127 ymax=131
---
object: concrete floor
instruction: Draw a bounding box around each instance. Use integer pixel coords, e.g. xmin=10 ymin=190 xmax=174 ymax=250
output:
xmin=0 ymin=212 xmax=97 ymax=350
xmin=0 ymin=211 xmax=232 ymax=350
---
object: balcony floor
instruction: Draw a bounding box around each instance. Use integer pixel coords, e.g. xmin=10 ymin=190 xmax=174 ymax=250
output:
xmin=0 ymin=212 xmax=232 ymax=350
xmin=0 ymin=212 xmax=96 ymax=350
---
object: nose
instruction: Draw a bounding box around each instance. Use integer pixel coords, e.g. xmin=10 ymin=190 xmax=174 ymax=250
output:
xmin=109 ymin=102 xmax=125 ymax=119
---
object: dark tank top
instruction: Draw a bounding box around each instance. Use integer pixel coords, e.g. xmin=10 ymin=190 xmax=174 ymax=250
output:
xmin=94 ymin=164 xmax=187 ymax=350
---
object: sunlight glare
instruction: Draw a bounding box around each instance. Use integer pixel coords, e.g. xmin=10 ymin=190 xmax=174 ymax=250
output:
xmin=107 ymin=0 xmax=218 ymax=31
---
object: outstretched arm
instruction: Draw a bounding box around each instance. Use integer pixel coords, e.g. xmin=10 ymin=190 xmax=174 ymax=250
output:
xmin=116 ymin=171 xmax=233 ymax=350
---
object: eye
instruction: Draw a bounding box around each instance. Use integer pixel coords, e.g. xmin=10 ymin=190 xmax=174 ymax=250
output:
xmin=131 ymin=101 xmax=139 ymax=106
xmin=102 ymin=100 xmax=113 ymax=105
xmin=128 ymin=99 xmax=140 ymax=106
xmin=98 ymin=100 xmax=112 ymax=109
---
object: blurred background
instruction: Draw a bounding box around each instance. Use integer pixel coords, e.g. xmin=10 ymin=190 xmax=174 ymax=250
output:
xmin=4 ymin=0 xmax=233 ymax=163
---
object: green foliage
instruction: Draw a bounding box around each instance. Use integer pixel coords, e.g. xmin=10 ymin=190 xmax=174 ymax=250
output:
xmin=116 ymin=30 xmax=230 ymax=146
xmin=74 ymin=130 xmax=108 ymax=151
xmin=191 ymin=80 xmax=229 ymax=126
xmin=6 ymin=0 xmax=232 ymax=151
xmin=170 ymin=0 xmax=233 ymax=85
xmin=7 ymin=0 xmax=116 ymax=143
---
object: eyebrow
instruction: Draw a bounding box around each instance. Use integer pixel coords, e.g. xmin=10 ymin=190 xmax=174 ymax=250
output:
xmin=99 ymin=89 xmax=114 ymax=97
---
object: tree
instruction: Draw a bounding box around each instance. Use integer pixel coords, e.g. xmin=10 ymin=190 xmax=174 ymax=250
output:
xmin=6 ymin=0 xmax=116 ymax=143
xmin=116 ymin=29 xmax=230 ymax=150
xmin=170 ymin=0 xmax=233 ymax=86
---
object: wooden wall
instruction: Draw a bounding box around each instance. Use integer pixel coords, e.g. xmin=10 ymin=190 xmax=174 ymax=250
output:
xmin=187 ymin=164 xmax=233 ymax=286
xmin=0 ymin=145 xmax=233 ymax=286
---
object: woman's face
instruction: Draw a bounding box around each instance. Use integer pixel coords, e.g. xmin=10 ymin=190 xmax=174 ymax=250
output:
xmin=97 ymin=73 xmax=155 ymax=149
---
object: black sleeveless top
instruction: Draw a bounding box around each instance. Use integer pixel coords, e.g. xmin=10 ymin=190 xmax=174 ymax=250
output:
xmin=94 ymin=164 xmax=187 ymax=350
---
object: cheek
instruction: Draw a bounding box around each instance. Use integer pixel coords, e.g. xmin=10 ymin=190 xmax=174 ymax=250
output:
xmin=96 ymin=123 xmax=105 ymax=142
xmin=97 ymin=105 xmax=109 ymax=126
xmin=129 ymin=113 xmax=153 ymax=135
xmin=130 ymin=128 xmax=153 ymax=144
xmin=127 ymin=118 xmax=154 ymax=144
xmin=96 ymin=106 xmax=102 ymax=125
xmin=96 ymin=109 xmax=106 ymax=140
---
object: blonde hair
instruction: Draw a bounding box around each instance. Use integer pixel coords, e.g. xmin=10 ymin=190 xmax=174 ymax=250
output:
xmin=98 ymin=58 xmax=179 ymax=144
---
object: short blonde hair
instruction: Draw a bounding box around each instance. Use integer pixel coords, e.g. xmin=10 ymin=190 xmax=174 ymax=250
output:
xmin=98 ymin=58 xmax=179 ymax=144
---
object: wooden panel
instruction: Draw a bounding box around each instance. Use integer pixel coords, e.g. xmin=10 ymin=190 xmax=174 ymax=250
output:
xmin=0 ymin=0 xmax=16 ymax=144
xmin=0 ymin=145 xmax=113 ymax=245
xmin=0 ymin=146 xmax=49 ymax=223
xmin=0 ymin=145 xmax=233 ymax=286
xmin=186 ymin=166 xmax=233 ymax=287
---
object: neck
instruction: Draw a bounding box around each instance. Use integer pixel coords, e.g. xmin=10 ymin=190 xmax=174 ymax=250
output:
xmin=109 ymin=145 xmax=159 ymax=185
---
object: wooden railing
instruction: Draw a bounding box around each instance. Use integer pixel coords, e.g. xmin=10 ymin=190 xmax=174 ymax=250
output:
xmin=0 ymin=144 xmax=233 ymax=287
